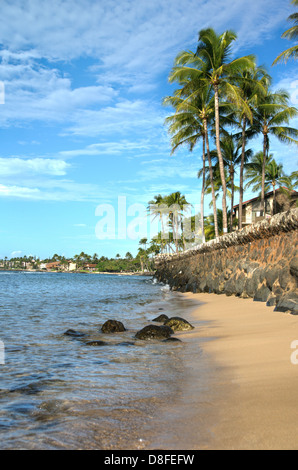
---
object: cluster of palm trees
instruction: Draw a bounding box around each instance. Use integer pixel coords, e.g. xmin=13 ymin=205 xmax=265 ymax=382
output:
xmin=162 ymin=20 xmax=298 ymax=240
xmin=147 ymin=192 xmax=201 ymax=253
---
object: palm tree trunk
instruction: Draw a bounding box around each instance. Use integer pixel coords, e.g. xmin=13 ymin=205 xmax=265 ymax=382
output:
xmin=239 ymin=116 xmax=246 ymax=230
xmin=204 ymin=119 xmax=219 ymax=238
xmin=230 ymin=168 xmax=234 ymax=231
xmin=272 ymin=182 xmax=276 ymax=215
xmin=201 ymin=137 xmax=206 ymax=243
xmin=262 ymin=133 xmax=267 ymax=216
xmin=213 ymin=83 xmax=228 ymax=233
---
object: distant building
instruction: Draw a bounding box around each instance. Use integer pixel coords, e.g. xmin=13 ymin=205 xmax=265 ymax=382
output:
xmin=233 ymin=188 xmax=298 ymax=227
xmin=84 ymin=263 xmax=98 ymax=272
xmin=68 ymin=262 xmax=77 ymax=271
xmin=46 ymin=261 xmax=61 ymax=271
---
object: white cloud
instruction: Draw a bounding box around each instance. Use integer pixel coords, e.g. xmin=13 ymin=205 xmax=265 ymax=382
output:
xmin=0 ymin=0 xmax=289 ymax=134
xmin=0 ymin=158 xmax=70 ymax=176
xmin=59 ymin=139 xmax=154 ymax=158
xmin=63 ymin=99 xmax=164 ymax=136
xmin=0 ymin=58 xmax=117 ymax=126
xmin=11 ymin=250 xmax=22 ymax=256
xmin=0 ymin=184 xmax=41 ymax=198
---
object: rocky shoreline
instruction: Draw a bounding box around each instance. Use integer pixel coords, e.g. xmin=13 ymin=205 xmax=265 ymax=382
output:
xmin=154 ymin=209 xmax=298 ymax=315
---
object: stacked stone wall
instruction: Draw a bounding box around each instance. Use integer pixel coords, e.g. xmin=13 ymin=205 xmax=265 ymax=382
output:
xmin=154 ymin=209 xmax=298 ymax=314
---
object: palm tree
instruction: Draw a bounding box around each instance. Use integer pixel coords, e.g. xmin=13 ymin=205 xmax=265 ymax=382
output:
xmin=163 ymin=82 xmax=218 ymax=239
xmin=245 ymin=151 xmax=273 ymax=192
xmin=278 ymin=170 xmax=298 ymax=205
xmin=165 ymin=191 xmax=190 ymax=253
xmin=147 ymin=194 xmax=169 ymax=249
xmin=204 ymin=209 xmax=224 ymax=240
xmin=265 ymin=160 xmax=285 ymax=214
xmin=252 ymin=89 xmax=298 ymax=214
xmin=220 ymin=134 xmax=253 ymax=229
xmin=194 ymin=28 xmax=255 ymax=233
xmin=167 ymin=30 xmax=254 ymax=234
xmin=273 ymin=0 xmax=298 ymax=65
xmin=230 ymin=65 xmax=271 ymax=228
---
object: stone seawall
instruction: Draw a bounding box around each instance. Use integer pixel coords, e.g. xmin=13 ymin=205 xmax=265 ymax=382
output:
xmin=154 ymin=209 xmax=298 ymax=314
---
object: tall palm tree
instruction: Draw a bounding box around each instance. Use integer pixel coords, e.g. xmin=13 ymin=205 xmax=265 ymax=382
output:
xmin=194 ymin=28 xmax=255 ymax=233
xmin=273 ymin=0 xmax=298 ymax=65
xmin=245 ymin=151 xmax=274 ymax=193
xmin=220 ymin=134 xmax=253 ymax=229
xmin=165 ymin=191 xmax=190 ymax=253
xmin=167 ymin=30 xmax=254 ymax=234
xmin=230 ymin=65 xmax=271 ymax=228
xmin=163 ymin=82 xmax=218 ymax=239
xmin=265 ymin=160 xmax=285 ymax=214
xmin=204 ymin=209 xmax=224 ymax=241
xmin=147 ymin=194 xmax=168 ymax=249
xmin=252 ymin=89 xmax=298 ymax=214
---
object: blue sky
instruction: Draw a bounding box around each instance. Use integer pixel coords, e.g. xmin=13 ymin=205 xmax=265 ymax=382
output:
xmin=0 ymin=0 xmax=297 ymax=259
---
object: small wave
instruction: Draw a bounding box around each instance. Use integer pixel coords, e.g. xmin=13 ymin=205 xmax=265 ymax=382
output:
xmin=160 ymin=284 xmax=170 ymax=292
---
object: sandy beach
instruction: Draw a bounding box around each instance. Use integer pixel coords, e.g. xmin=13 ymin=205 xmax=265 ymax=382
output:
xmin=181 ymin=292 xmax=298 ymax=450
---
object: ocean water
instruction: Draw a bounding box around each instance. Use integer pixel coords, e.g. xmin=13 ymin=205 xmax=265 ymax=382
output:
xmin=0 ymin=272 xmax=215 ymax=450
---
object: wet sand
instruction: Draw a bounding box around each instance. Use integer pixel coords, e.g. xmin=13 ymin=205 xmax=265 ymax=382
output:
xmin=180 ymin=292 xmax=298 ymax=450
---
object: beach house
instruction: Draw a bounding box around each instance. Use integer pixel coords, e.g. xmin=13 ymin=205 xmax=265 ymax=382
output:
xmin=233 ymin=188 xmax=298 ymax=227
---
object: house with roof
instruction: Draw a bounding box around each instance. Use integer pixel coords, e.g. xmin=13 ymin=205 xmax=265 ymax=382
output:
xmin=46 ymin=261 xmax=61 ymax=271
xmin=233 ymin=188 xmax=298 ymax=227
xmin=84 ymin=263 xmax=98 ymax=272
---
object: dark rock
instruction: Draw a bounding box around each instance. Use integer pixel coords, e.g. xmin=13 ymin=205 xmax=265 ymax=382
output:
xmin=254 ymin=284 xmax=271 ymax=303
xmin=135 ymin=324 xmax=174 ymax=340
xmin=163 ymin=337 xmax=182 ymax=342
xmin=266 ymin=293 xmax=277 ymax=307
xmin=234 ymin=272 xmax=246 ymax=296
xmin=85 ymin=340 xmax=107 ymax=346
xmin=101 ymin=320 xmax=126 ymax=333
xmin=275 ymin=292 xmax=298 ymax=314
xmin=164 ymin=316 xmax=194 ymax=331
xmin=116 ymin=341 xmax=135 ymax=347
xmin=279 ymin=268 xmax=292 ymax=290
xmin=245 ymin=275 xmax=260 ymax=298
xmin=152 ymin=314 xmax=169 ymax=323
xmin=64 ymin=329 xmax=86 ymax=337
xmin=265 ymin=266 xmax=279 ymax=290
xmin=290 ymin=257 xmax=298 ymax=279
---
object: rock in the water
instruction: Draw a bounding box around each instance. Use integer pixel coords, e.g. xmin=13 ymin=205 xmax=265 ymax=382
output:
xmin=135 ymin=324 xmax=174 ymax=340
xmin=164 ymin=316 xmax=194 ymax=331
xmin=101 ymin=320 xmax=126 ymax=333
xmin=64 ymin=329 xmax=86 ymax=337
xmin=152 ymin=314 xmax=169 ymax=323
xmin=85 ymin=340 xmax=107 ymax=346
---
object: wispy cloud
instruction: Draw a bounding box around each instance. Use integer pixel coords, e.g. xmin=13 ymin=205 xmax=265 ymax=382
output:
xmin=0 ymin=158 xmax=70 ymax=176
xmin=0 ymin=0 xmax=288 ymax=131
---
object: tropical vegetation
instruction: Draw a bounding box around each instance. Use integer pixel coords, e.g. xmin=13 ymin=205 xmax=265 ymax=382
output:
xmin=273 ymin=0 xmax=298 ymax=65
xmin=160 ymin=11 xmax=298 ymax=246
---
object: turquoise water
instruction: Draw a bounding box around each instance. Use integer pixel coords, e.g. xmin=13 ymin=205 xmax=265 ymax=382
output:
xmin=0 ymin=271 xmax=210 ymax=450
